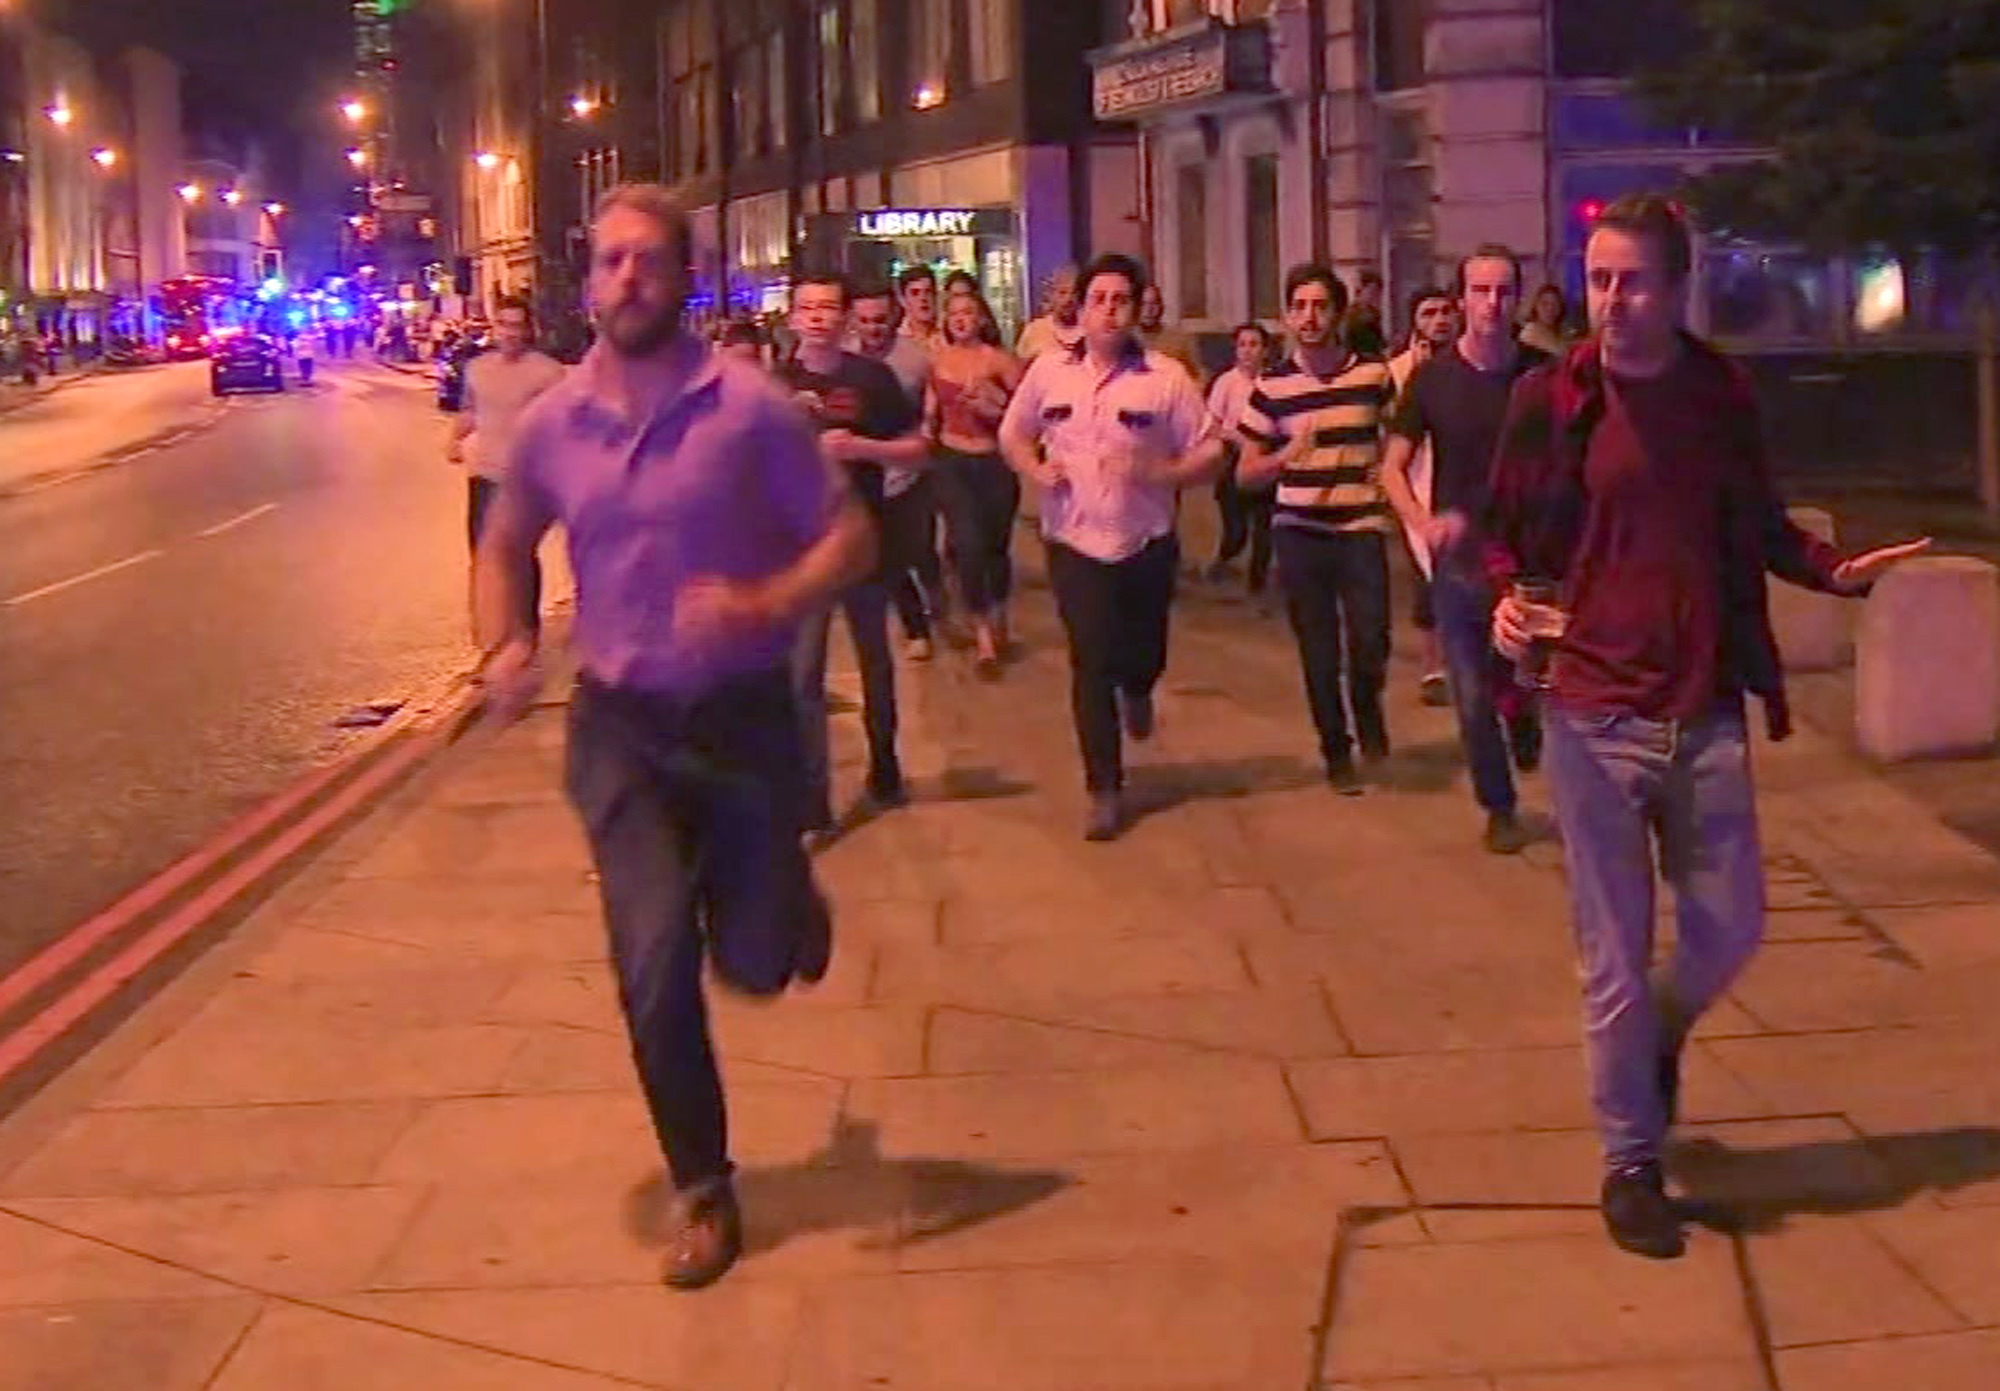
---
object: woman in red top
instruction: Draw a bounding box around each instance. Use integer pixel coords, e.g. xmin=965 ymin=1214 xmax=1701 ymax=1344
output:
xmin=927 ymin=292 xmax=1024 ymax=676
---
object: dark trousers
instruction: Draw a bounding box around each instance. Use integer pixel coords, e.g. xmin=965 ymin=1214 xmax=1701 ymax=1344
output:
xmin=563 ymin=672 xmax=820 ymax=1191
xmin=469 ymin=476 xmax=542 ymax=633
xmin=880 ymin=477 xmax=944 ymax=641
xmin=1213 ymin=457 xmax=1275 ymax=593
xmin=1434 ymin=565 xmax=1518 ymax=814
xmin=936 ymin=448 xmax=1021 ymax=616
xmin=791 ymin=581 xmax=899 ymax=827
xmin=1046 ymin=536 xmax=1178 ymax=792
xmin=1272 ymin=527 xmax=1392 ymax=770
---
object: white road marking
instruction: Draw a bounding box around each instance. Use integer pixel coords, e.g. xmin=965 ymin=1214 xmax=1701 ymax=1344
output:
xmin=4 ymin=549 xmax=164 ymax=608
xmin=195 ymin=502 xmax=279 ymax=538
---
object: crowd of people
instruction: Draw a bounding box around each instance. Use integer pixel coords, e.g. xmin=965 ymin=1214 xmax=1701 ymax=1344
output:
xmin=457 ymin=181 xmax=1929 ymax=1287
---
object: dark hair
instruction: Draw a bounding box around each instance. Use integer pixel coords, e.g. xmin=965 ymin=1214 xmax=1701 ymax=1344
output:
xmin=1231 ymin=321 xmax=1272 ymax=345
xmin=491 ymin=293 xmax=534 ymax=325
xmin=1357 ymin=267 xmax=1385 ymax=290
xmin=1403 ymin=284 xmax=1452 ymax=324
xmin=793 ymin=269 xmax=853 ymax=307
xmin=896 ymin=264 xmax=937 ymax=292
xmin=850 ymin=280 xmax=897 ymax=308
xmin=1283 ymin=263 xmax=1347 ymax=315
xmin=1529 ymin=282 xmax=1568 ymax=324
xmin=1592 ymin=193 xmax=1693 ymax=282
xmin=942 ymin=269 xmax=978 ymax=296
xmin=1455 ymin=243 xmax=1525 ymax=297
xmin=1079 ymin=252 xmax=1148 ymax=301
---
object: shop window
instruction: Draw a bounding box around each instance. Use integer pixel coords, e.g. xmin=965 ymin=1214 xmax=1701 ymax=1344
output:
xmin=1245 ymin=153 xmax=1280 ymax=321
xmin=1703 ymin=246 xmax=1834 ymax=343
xmin=1176 ymin=165 xmax=1209 ymax=321
xmin=969 ymin=0 xmax=1014 ymax=88
xmin=853 ymin=0 xmax=883 ymax=121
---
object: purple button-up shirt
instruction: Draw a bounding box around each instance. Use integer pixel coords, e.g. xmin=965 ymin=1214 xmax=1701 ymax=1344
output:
xmin=509 ymin=340 xmax=842 ymax=696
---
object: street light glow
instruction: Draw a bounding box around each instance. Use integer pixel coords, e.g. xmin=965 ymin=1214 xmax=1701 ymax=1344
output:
xmin=570 ymin=95 xmax=597 ymax=118
xmin=341 ymin=99 xmax=366 ymax=124
xmin=264 ymin=201 xmax=286 ymax=216
xmin=222 ymin=188 xmax=244 ymax=206
xmin=345 ymin=148 xmax=368 ymax=168
xmin=46 ymin=103 xmax=74 ymax=128
xmin=347 ymin=214 xmax=365 ymax=227
xmin=474 ymin=151 xmax=500 ymax=170
xmin=90 ymin=147 xmax=117 ymax=168
xmin=177 ymin=182 xmax=202 ymax=203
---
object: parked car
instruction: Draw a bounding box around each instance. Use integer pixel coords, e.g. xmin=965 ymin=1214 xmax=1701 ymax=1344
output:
xmin=436 ymin=330 xmax=490 ymax=412
xmin=210 ymin=332 xmax=286 ymax=395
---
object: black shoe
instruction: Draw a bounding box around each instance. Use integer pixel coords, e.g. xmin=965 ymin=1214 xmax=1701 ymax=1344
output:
xmin=1601 ymin=1163 xmax=1685 ymax=1260
xmin=1509 ymin=714 xmax=1543 ymax=774
xmin=662 ymin=1178 xmax=744 ymax=1290
xmin=865 ymin=764 xmax=908 ymax=809
xmin=1327 ymin=762 xmax=1364 ymax=797
xmin=1419 ymin=672 xmax=1451 ymax=707
xmin=1117 ymin=691 xmax=1155 ymax=741
xmin=1482 ymin=810 xmax=1530 ymax=855
xmin=1084 ymin=792 xmax=1124 ymax=842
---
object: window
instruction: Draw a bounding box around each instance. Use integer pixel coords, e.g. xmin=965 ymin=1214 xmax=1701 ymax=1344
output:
xmin=969 ymin=0 xmax=1014 ymax=88
xmin=768 ymin=31 xmax=788 ymax=150
xmin=852 ymin=0 xmax=883 ymax=122
xmin=817 ymin=3 xmax=845 ymax=136
xmin=1176 ymin=165 xmax=1209 ymax=320
xmin=1703 ymin=246 xmax=1835 ymax=342
xmin=912 ymin=0 xmax=954 ymax=108
xmin=1373 ymin=0 xmax=1425 ymax=93
xmin=1245 ymin=154 xmax=1280 ymax=320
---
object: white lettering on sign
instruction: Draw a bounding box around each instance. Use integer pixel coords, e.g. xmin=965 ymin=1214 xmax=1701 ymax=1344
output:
xmin=855 ymin=209 xmax=979 ymax=238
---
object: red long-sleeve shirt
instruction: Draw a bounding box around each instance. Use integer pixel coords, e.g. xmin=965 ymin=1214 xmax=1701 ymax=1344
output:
xmin=1483 ymin=336 xmax=1850 ymax=740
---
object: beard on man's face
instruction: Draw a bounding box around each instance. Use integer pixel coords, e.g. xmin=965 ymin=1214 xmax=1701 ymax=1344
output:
xmin=598 ymin=294 xmax=682 ymax=356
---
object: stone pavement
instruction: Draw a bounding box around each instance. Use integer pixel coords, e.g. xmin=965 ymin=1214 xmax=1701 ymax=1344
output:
xmin=3 ymin=548 xmax=2000 ymax=1390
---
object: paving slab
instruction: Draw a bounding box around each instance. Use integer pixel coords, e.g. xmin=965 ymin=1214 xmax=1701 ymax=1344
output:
xmin=1743 ymin=1217 xmax=1967 ymax=1347
xmin=1389 ymin=1129 xmax=1603 ymax=1240
xmin=206 ymin=1303 xmax=647 ymax=1390
xmin=1864 ymin=1205 xmax=2000 ymax=1324
xmin=1489 ymin=1365 xmax=1766 ymax=1391
xmin=3 ymin=1185 xmax=427 ymax=1297
xmin=1322 ymin=1234 xmax=1755 ymax=1381
xmin=870 ymin=927 xmax=1255 ymax=1006
xmin=335 ymin=1286 xmax=805 ymax=1391
xmin=0 ymin=1208 xmax=234 ymax=1305
xmin=847 ymin=1057 xmax=1300 ymax=1158
xmin=1775 ymin=1328 xmax=2000 ymax=1391
xmin=782 ymin=1258 xmax=1324 ymax=1391
xmin=937 ymin=883 xmax=1286 ymax=945
xmin=0 ymin=1297 xmax=261 ymax=1391
xmin=0 ymin=1101 xmax=421 ymax=1198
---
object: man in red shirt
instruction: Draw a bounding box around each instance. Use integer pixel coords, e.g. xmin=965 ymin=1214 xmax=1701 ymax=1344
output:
xmin=1486 ymin=195 xmax=1926 ymax=1260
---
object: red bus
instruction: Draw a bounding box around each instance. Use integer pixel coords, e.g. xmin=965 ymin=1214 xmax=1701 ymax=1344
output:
xmin=159 ymin=275 xmax=235 ymax=359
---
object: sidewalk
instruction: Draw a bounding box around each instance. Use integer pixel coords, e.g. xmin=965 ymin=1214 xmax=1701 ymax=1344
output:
xmin=3 ymin=550 xmax=2000 ymax=1389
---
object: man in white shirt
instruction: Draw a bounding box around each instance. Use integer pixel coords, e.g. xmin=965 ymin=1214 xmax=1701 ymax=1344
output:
xmin=999 ymin=253 xmax=1223 ymax=841
xmin=1014 ymin=265 xmax=1082 ymax=361
xmin=1204 ymin=321 xmax=1275 ymax=594
xmin=447 ymin=294 xmax=565 ymax=632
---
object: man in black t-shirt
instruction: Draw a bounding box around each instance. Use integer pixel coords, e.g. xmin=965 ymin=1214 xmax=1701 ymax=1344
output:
xmin=778 ymin=273 xmax=928 ymax=841
xmin=1382 ymin=244 xmax=1549 ymax=854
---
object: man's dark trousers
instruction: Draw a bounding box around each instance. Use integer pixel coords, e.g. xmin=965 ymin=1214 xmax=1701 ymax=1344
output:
xmin=1272 ymin=527 xmax=1391 ymax=770
xmin=1045 ymin=535 xmax=1178 ymax=792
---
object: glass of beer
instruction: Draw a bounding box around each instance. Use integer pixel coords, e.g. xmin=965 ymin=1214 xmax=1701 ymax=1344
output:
xmin=1512 ymin=577 xmax=1569 ymax=691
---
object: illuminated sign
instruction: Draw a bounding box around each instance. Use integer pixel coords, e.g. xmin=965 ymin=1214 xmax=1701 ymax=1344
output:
xmin=1090 ymin=21 xmax=1272 ymax=121
xmin=855 ymin=209 xmax=981 ymax=238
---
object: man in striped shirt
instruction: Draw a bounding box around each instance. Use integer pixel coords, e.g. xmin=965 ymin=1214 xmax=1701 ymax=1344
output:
xmin=1239 ymin=264 xmax=1398 ymax=794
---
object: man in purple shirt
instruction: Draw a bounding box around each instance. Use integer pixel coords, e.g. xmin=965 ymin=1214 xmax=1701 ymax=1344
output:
xmin=474 ymin=183 xmax=875 ymax=1291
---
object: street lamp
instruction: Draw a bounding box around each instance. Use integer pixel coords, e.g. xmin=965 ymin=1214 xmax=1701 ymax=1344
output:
xmin=474 ymin=151 xmax=501 ymax=171
xmin=264 ymin=201 xmax=286 ymax=217
xmin=177 ymin=182 xmax=201 ymax=203
xmin=340 ymin=99 xmax=367 ymax=125
xmin=90 ymin=147 xmax=117 ymax=168
xmin=222 ymin=188 xmax=243 ymax=207
xmin=569 ymin=95 xmax=598 ymax=119
xmin=345 ymin=148 xmax=368 ymax=170
xmin=45 ymin=103 xmax=73 ymax=128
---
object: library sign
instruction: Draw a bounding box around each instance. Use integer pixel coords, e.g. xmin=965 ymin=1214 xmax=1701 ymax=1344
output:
xmin=853 ymin=209 xmax=1011 ymax=240
xmin=1090 ymin=21 xmax=1272 ymax=122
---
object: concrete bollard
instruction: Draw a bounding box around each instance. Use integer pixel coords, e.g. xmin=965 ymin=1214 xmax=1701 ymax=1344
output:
xmin=1771 ymin=506 xmax=1850 ymax=671
xmin=1856 ymin=556 xmax=2000 ymax=761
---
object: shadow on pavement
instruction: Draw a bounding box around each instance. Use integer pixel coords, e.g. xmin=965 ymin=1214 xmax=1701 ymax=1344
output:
xmin=1671 ymin=1126 xmax=2000 ymax=1235
xmin=1125 ymin=754 xmax=1324 ymax=821
xmin=623 ymin=1118 xmax=1073 ymax=1258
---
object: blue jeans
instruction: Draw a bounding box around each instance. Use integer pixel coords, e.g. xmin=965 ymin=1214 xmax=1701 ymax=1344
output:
xmin=1543 ymin=702 xmax=1765 ymax=1171
xmin=1433 ymin=566 xmax=1515 ymax=814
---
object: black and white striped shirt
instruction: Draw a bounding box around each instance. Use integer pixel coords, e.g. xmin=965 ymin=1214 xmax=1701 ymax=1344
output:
xmin=1238 ymin=355 xmax=1396 ymax=536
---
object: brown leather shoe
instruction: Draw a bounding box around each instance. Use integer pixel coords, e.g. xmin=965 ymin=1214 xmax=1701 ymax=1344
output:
xmin=662 ymin=1178 xmax=743 ymax=1291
